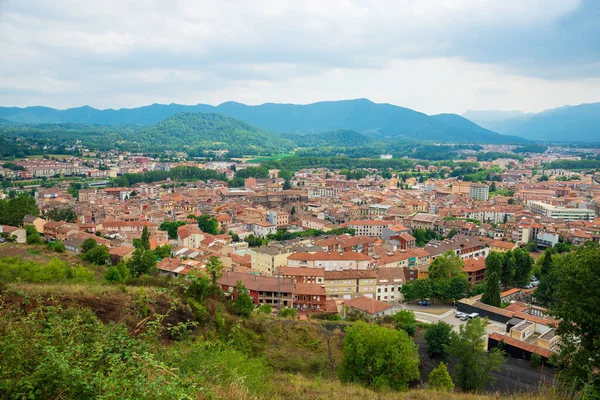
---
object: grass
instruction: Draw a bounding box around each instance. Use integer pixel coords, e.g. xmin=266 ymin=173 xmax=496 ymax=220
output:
xmin=414 ymin=307 xmax=453 ymax=316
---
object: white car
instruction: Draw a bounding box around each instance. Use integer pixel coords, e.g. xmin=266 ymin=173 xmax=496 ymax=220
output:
xmin=455 ymin=311 xmax=466 ymax=318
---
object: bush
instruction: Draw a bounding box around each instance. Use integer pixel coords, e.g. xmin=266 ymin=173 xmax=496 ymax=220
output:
xmin=429 ymin=362 xmax=454 ymax=392
xmin=258 ymin=304 xmax=272 ymax=314
xmin=393 ymin=310 xmax=417 ymax=336
xmin=0 ymin=257 xmax=94 ymax=284
xmin=424 ymin=321 xmax=452 ymax=358
xmin=339 ymin=321 xmax=420 ymax=390
xmin=311 ymin=312 xmax=341 ymax=321
xmin=279 ymin=308 xmax=297 ymax=319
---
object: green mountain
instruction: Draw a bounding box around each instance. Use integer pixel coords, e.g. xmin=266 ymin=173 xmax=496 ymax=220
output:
xmin=430 ymin=114 xmax=524 ymax=144
xmin=133 ymin=113 xmax=296 ymax=155
xmin=463 ymin=102 xmax=600 ymax=142
xmin=0 ymin=99 xmax=524 ymax=144
xmin=282 ymin=130 xmax=372 ymax=147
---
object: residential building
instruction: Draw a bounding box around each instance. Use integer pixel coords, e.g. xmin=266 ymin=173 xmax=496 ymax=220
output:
xmin=324 ymin=269 xmax=377 ymax=300
xmin=530 ymin=201 xmax=595 ymax=221
xmin=375 ymin=268 xmax=405 ymax=302
xmin=470 ymin=184 xmax=490 ymax=201
xmin=287 ymin=251 xmax=372 ymax=270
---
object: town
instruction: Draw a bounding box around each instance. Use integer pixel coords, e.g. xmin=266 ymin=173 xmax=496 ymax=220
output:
xmin=1 ymin=144 xmax=598 ymax=375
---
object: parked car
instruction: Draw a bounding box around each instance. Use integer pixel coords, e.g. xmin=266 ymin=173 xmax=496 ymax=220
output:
xmin=418 ymin=300 xmax=431 ymax=306
xmin=460 ymin=314 xmax=469 ymax=321
xmin=455 ymin=311 xmax=466 ymax=318
xmin=467 ymin=312 xmax=479 ymax=319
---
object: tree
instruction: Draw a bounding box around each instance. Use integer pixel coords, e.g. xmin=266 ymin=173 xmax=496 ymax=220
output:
xmin=25 ymin=225 xmax=42 ymax=245
xmin=489 ymin=181 xmax=497 ymax=193
xmin=258 ymin=304 xmax=272 ymax=314
xmin=233 ymin=281 xmax=254 ymax=317
xmin=393 ymin=310 xmax=417 ymax=336
xmin=448 ymin=317 xmax=506 ymax=391
xmin=126 ymin=248 xmax=157 ymax=277
xmin=278 ymin=169 xmax=293 ymax=180
xmin=80 ymin=238 xmax=98 ymax=254
xmin=0 ymin=195 xmax=39 ymax=227
xmin=53 ymin=240 xmax=66 ymax=253
xmin=513 ymin=247 xmax=534 ymax=287
xmin=83 ymin=244 xmax=110 ymax=265
xmin=186 ymin=269 xmax=211 ymax=303
xmin=290 ymin=206 xmax=296 ymax=216
xmin=282 ymin=179 xmax=292 ymax=190
xmin=539 ymin=175 xmax=550 ymax=181
xmin=339 ymin=321 xmax=420 ymax=390
xmin=424 ymin=321 xmax=452 ymax=358
xmin=501 ymin=251 xmax=516 ymax=287
xmin=429 ymin=251 xmax=465 ymax=281
xmin=153 ymin=244 xmax=171 ymax=259
xmin=484 ymin=251 xmax=504 ymax=278
xmin=159 ymin=221 xmax=187 ymax=239
xmin=428 ymin=362 xmax=454 ymax=392
xmin=140 ymin=226 xmax=150 ymax=250
xmin=46 ymin=207 xmax=78 ymax=223
xmin=104 ymin=263 xmax=130 ymax=283
xmin=550 ymin=246 xmax=600 ymax=391
xmin=197 ymin=215 xmax=219 ymax=235
xmin=205 ymin=256 xmax=224 ymax=287
xmin=413 ymin=228 xmax=427 ymax=247
xmin=401 ymin=278 xmax=433 ymax=301
xmin=481 ymin=272 xmax=501 ymax=307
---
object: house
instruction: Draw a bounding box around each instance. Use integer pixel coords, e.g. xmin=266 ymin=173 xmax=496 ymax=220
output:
xmin=109 ymin=246 xmax=136 ymax=264
xmin=375 ymin=267 xmax=405 ymax=302
xmin=324 ymin=269 xmax=377 ymax=300
xmin=341 ymin=296 xmax=393 ymax=319
xmin=287 ymin=251 xmax=372 ymax=270
xmin=345 ymin=219 xmax=392 ymax=237
xmin=218 ymin=271 xmax=295 ymax=308
xmin=252 ymin=222 xmax=277 ymax=238
xmin=23 ymin=214 xmax=47 ymax=234
xmin=294 ymin=282 xmax=326 ymax=311
xmin=489 ymin=240 xmax=519 ymax=253
xmin=0 ymin=225 xmax=26 ymax=243
xmin=462 ymin=256 xmax=486 ymax=284
xmin=177 ymin=224 xmax=205 ymax=248
xmin=277 ymin=266 xmax=324 ymax=284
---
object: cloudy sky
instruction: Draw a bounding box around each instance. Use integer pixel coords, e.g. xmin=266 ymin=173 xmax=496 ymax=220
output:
xmin=1 ymin=0 xmax=599 ymax=114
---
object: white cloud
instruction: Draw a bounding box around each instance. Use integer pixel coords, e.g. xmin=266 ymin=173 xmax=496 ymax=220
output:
xmin=0 ymin=0 xmax=598 ymax=113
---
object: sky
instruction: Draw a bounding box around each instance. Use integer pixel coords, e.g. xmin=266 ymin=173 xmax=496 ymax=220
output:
xmin=1 ymin=0 xmax=599 ymax=115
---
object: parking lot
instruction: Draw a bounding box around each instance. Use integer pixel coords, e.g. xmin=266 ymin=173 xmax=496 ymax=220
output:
xmin=392 ymin=303 xmax=506 ymax=338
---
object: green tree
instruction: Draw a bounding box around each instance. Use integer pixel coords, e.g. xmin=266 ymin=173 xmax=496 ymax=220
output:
xmin=428 ymin=362 xmax=454 ymax=392
xmin=140 ymin=226 xmax=150 ymax=250
xmin=501 ymin=251 xmax=516 ymax=287
xmin=278 ymin=169 xmax=293 ymax=180
xmin=186 ymin=269 xmax=211 ymax=303
xmin=104 ymin=263 xmax=130 ymax=283
xmin=282 ymin=179 xmax=292 ymax=190
xmin=46 ymin=207 xmax=78 ymax=223
xmin=0 ymin=195 xmax=39 ymax=226
xmin=206 ymin=256 xmax=224 ymax=290
xmin=424 ymin=321 xmax=452 ymax=358
xmin=197 ymin=215 xmax=219 ymax=235
xmin=513 ymin=247 xmax=534 ymax=287
xmin=481 ymin=272 xmax=501 ymax=307
xmin=80 ymin=238 xmax=98 ymax=254
xmin=233 ymin=281 xmax=254 ymax=317
xmin=393 ymin=310 xmax=417 ymax=337
xmin=550 ymin=246 xmax=600 ymax=391
xmin=448 ymin=317 xmax=506 ymax=391
xmin=290 ymin=206 xmax=296 ymax=216
xmin=53 ymin=240 xmax=66 ymax=253
xmin=339 ymin=321 xmax=420 ymax=390
xmin=401 ymin=278 xmax=433 ymax=301
xmin=153 ymin=244 xmax=171 ymax=259
xmin=429 ymin=251 xmax=466 ymax=281
xmin=25 ymin=225 xmax=43 ymax=245
xmin=126 ymin=248 xmax=157 ymax=277
xmin=82 ymin=244 xmax=110 ymax=265
xmin=484 ymin=251 xmax=504 ymax=278
xmin=159 ymin=221 xmax=187 ymax=239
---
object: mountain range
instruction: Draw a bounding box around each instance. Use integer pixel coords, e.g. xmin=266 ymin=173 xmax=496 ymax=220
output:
xmin=464 ymin=102 xmax=600 ymax=142
xmin=0 ymin=99 xmax=524 ymax=144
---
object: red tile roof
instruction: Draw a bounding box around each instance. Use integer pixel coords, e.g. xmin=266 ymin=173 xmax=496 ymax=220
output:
xmin=344 ymin=296 xmax=392 ymax=315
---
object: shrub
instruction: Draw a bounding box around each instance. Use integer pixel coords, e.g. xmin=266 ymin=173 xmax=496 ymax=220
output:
xmin=424 ymin=321 xmax=452 ymax=358
xmin=429 ymin=362 xmax=454 ymax=392
xmin=279 ymin=307 xmax=297 ymax=319
xmin=393 ymin=310 xmax=417 ymax=336
xmin=530 ymin=352 xmax=542 ymax=368
xmin=258 ymin=304 xmax=272 ymax=314
xmin=339 ymin=321 xmax=420 ymax=390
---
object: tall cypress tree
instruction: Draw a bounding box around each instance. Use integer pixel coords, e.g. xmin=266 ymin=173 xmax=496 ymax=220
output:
xmin=482 ymin=272 xmax=501 ymax=307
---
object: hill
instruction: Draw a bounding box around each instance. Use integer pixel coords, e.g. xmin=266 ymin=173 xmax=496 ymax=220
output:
xmin=430 ymin=114 xmax=525 ymax=144
xmin=282 ymin=129 xmax=372 ymax=147
xmin=0 ymin=99 xmax=525 ymax=144
xmin=463 ymin=102 xmax=600 ymax=142
xmin=135 ymin=112 xmax=296 ymax=155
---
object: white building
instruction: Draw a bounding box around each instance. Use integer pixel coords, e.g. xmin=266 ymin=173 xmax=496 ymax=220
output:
xmin=530 ymin=201 xmax=595 ymax=221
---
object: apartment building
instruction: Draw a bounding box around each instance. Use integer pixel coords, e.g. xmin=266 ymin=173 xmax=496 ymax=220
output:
xmin=324 ymin=269 xmax=377 ymax=300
